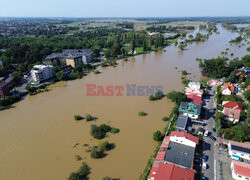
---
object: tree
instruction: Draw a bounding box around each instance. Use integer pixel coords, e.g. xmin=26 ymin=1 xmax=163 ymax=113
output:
xmin=68 ymin=162 xmax=90 ymax=180
xmin=153 ymin=130 xmax=163 ymax=141
xmin=138 ymin=111 xmax=147 ymax=116
xmin=74 ymin=115 xmax=82 ymax=120
xmin=243 ymin=90 xmax=250 ymax=101
xmin=98 ymin=141 xmax=111 ymax=151
xmin=110 ymin=128 xmax=120 ymax=134
xmin=85 ymin=114 xmax=94 ymax=121
xmin=56 ymin=70 xmax=67 ymax=81
xmin=90 ymin=147 xmax=103 ymax=158
xmin=166 ymin=91 xmax=187 ymax=105
xmin=90 ymin=124 xmax=106 ymax=139
xmin=68 ymin=173 xmax=81 ymax=180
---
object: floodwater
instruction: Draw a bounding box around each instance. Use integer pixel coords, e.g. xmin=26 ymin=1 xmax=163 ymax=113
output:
xmin=0 ymin=24 xmax=249 ymax=180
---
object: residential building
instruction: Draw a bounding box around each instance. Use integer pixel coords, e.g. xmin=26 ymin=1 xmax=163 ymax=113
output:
xmin=246 ymin=85 xmax=250 ymax=91
xmin=185 ymin=88 xmax=203 ymax=105
xmin=31 ymin=65 xmax=55 ymax=83
xmin=43 ymin=49 xmax=93 ymax=66
xmin=169 ymin=131 xmax=199 ymax=148
xmin=61 ymin=65 xmax=73 ymax=75
xmin=208 ymin=79 xmax=220 ymax=86
xmin=179 ymin=102 xmax=201 ymax=119
xmin=228 ymin=141 xmax=250 ymax=161
xmin=176 ymin=115 xmax=189 ymax=132
xmin=148 ymin=162 xmax=195 ymax=180
xmin=0 ymin=74 xmax=15 ymax=98
xmin=222 ymin=82 xmax=235 ymax=95
xmin=236 ymin=72 xmax=245 ymax=78
xmin=188 ymin=82 xmax=201 ymax=89
xmin=222 ymin=101 xmax=243 ymax=123
xmin=66 ymin=56 xmax=83 ymax=68
xmin=148 ymin=132 xmax=198 ymax=180
xmin=245 ymin=67 xmax=250 ymax=76
xmin=231 ymin=160 xmax=250 ymax=180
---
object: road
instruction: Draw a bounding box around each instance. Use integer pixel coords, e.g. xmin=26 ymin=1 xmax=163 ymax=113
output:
xmin=202 ymin=86 xmax=217 ymax=180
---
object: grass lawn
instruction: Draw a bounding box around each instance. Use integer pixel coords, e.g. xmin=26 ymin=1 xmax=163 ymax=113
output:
xmin=135 ymin=47 xmax=144 ymax=54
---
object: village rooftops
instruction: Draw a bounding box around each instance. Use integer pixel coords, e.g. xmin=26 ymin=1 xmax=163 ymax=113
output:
xmin=179 ymin=102 xmax=201 ymax=115
xmin=170 ymin=131 xmax=199 ymax=145
xmin=0 ymin=74 xmax=15 ymax=88
xmin=164 ymin=141 xmax=195 ymax=169
xmin=188 ymin=82 xmax=201 ymax=89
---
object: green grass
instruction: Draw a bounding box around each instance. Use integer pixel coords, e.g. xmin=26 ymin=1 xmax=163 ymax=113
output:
xmin=135 ymin=47 xmax=144 ymax=54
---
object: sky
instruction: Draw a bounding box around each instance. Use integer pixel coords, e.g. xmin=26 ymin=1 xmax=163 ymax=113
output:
xmin=0 ymin=0 xmax=250 ymax=17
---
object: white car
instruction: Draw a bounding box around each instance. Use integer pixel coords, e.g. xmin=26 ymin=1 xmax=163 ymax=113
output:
xmin=204 ymin=130 xmax=209 ymax=137
xmin=202 ymin=162 xmax=207 ymax=169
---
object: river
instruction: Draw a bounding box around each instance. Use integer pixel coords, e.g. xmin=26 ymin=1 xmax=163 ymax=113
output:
xmin=0 ymin=24 xmax=249 ymax=180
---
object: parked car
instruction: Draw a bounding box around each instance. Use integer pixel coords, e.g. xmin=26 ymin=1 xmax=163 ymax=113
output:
xmin=212 ymin=126 xmax=216 ymax=132
xmin=219 ymin=147 xmax=227 ymax=152
xmin=204 ymin=130 xmax=209 ymax=137
xmin=202 ymin=162 xmax=207 ymax=169
xmin=201 ymin=176 xmax=208 ymax=180
xmin=202 ymin=154 xmax=207 ymax=162
xmin=209 ymin=135 xmax=216 ymax=141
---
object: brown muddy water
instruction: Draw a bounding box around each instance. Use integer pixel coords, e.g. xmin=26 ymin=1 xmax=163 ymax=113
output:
xmin=0 ymin=24 xmax=249 ymax=180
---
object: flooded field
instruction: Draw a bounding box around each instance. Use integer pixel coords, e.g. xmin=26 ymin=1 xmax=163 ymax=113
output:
xmin=0 ymin=24 xmax=249 ymax=180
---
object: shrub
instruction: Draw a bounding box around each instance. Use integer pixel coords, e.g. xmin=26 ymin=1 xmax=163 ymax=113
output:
xmin=98 ymin=141 xmax=111 ymax=151
xmin=110 ymin=128 xmax=120 ymax=134
xmin=101 ymin=177 xmax=112 ymax=180
xmin=74 ymin=115 xmax=82 ymax=120
xmin=94 ymin=70 xmax=100 ymax=74
xmin=90 ymin=147 xmax=103 ymax=159
xmin=153 ymin=130 xmax=164 ymax=141
xmin=90 ymin=125 xmax=106 ymax=139
xmin=68 ymin=162 xmax=90 ymax=180
xmin=162 ymin=117 xmax=169 ymax=121
xmin=181 ymin=70 xmax=188 ymax=75
xmin=138 ymin=111 xmax=147 ymax=116
xmin=99 ymin=124 xmax=111 ymax=132
xmin=85 ymin=114 xmax=93 ymax=121
xmin=166 ymin=91 xmax=187 ymax=105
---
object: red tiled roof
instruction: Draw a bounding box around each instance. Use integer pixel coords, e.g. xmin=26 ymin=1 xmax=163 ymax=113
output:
xmin=154 ymin=163 xmax=195 ymax=180
xmin=236 ymin=72 xmax=244 ymax=77
xmin=222 ymin=82 xmax=235 ymax=93
xmin=155 ymin=151 xmax=166 ymax=161
xmin=170 ymin=131 xmax=199 ymax=145
xmin=187 ymin=94 xmax=203 ymax=105
xmin=246 ymin=85 xmax=250 ymax=90
xmin=222 ymin=101 xmax=243 ymax=111
xmin=232 ymin=160 xmax=250 ymax=177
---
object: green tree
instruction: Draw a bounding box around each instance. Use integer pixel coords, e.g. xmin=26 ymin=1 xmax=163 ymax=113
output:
xmin=153 ymin=130 xmax=163 ymax=141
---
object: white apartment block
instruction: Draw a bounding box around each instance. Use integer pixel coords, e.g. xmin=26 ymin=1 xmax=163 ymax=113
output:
xmin=31 ymin=65 xmax=55 ymax=83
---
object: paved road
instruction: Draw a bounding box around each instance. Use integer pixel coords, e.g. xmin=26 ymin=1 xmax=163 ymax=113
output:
xmin=202 ymin=86 xmax=217 ymax=180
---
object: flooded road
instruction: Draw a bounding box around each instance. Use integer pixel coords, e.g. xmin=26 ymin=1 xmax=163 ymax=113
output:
xmin=0 ymin=24 xmax=249 ymax=180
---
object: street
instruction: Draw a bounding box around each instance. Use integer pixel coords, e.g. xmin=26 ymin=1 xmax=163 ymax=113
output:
xmin=202 ymin=86 xmax=217 ymax=180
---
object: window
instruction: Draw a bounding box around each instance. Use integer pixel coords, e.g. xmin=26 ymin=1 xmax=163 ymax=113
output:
xmin=238 ymin=175 xmax=242 ymax=178
xmin=241 ymin=154 xmax=244 ymax=156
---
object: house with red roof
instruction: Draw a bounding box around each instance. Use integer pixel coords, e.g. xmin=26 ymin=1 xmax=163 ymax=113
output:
xmin=170 ymin=131 xmax=199 ymax=148
xmin=222 ymin=101 xmax=243 ymax=123
xmin=236 ymin=72 xmax=245 ymax=78
xmin=185 ymin=88 xmax=203 ymax=105
xmin=246 ymin=85 xmax=250 ymax=91
xmin=222 ymin=82 xmax=235 ymax=95
xmin=148 ymin=162 xmax=195 ymax=180
xmin=231 ymin=160 xmax=250 ymax=180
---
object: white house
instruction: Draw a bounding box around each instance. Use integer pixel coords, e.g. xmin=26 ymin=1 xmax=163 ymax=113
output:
xmin=188 ymin=82 xmax=201 ymax=89
xmin=228 ymin=141 xmax=250 ymax=161
xmin=31 ymin=65 xmax=55 ymax=83
xmin=222 ymin=88 xmax=232 ymax=95
xmin=222 ymin=82 xmax=235 ymax=95
xmin=169 ymin=131 xmax=199 ymax=148
xmin=231 ymin=160 xmax=250 ymax=180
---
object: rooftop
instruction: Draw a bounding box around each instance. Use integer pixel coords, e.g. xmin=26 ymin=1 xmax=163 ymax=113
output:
xmin=153 ymin=162 xmax=195 ymax=180
xmin=176 ymin=115 xmax=189 ymax=131
xmin=170 ymin=131 xmax=199 ymax=145
xmin=229 ymin=140 xmax=250 ymax=154
xmin=232 ymin=160 xmax=250 ymax=177
xmin=44 ymin=49 xmax=92 ymax=60
xmin=164 ymin=141 xmax=195 ymax=169
xmin=222 ymin=101 xmax=243 ymax=111
xmin=179 ymin=102 xmax=201 ymax=115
